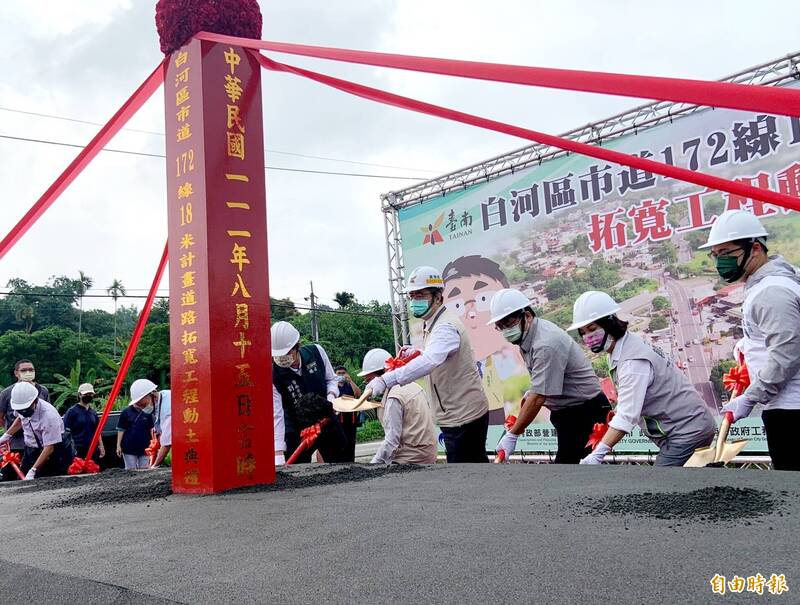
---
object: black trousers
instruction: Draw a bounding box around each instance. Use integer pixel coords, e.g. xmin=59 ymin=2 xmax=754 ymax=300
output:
xmin=286 ymin=414 xmax=349 ymax=463
xmin=762 ymin=408 xmax=800 ymax=471
xmin=337 ymin=412 xmax=359 ymax=463
xmin=549 ymin=392 xmax=613 ymax=464
xmin=441 ymin=412 xmax=489 ymax=463
xmin=21 ymin=444 xmax=73 ymax=477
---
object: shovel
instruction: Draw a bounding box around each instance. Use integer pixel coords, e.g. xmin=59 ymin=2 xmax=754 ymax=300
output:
xmin=683 ymin=411 xmax=749 ymax=467
xmin=332 ymin=388 xmax=379 ymax=413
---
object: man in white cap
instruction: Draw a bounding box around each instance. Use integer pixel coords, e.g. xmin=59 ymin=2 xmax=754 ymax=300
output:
xmin=358 ymin=348 xmax=437 ymax=464
xmin=62 ymin=383 xmax=105 ymax=462
xmin=0 ymin=382 xmax=73 ymax=480
xmin=701 ymin=209 xmax=800 ymax=471
xmin=271 ymin=321 xmax=348 ymax=464
xmin=488 ymin=288 xmax=612 ymax=463
xmin=366 ymin=266 xmax=490 ymax=462
xmin=116 ymin=379 xmax=156 ymax=470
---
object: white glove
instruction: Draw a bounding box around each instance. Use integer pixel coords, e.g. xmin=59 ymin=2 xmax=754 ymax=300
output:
xmin=366 ymin=376 xmax=387 ymax=398
xmin=0 ymin=433 xmax=11 ymax=446
xmin=580 ymin=442 xmax=611 ymax=465
xmin=721 ymin=395 xmax=755 ymax=423
xmin=275 ymin=453 xmax=285 ymax=466
xmin=398 ymin=345 xmax=418 ymax=360
xmin=327 ymin=393 xmax=336 ymax=404
xmin=24 ymin=467 xmax=36 ymax=481
xmin=496 ymin=432 xmax=519 ymax=462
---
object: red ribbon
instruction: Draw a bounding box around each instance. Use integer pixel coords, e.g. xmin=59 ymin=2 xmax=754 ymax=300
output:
xmin=145 ymin=435 xmax=161 ymax=466
xmin=286 ymin=417 xmax=331 ymax=465
xmin=67 ymin=457 xmax=100 ymax=476
xmin=250 ymin=52 xmax=800 ymax=215
xmin=83 ymin=242 xmax=169 ymax=463
xmin=723 ymin=363 xmax=750 ymax=398
xmin=385 ymin=350 xmax=422 ymax=370
xmin=0 ymin=60 xmax=166 ymax=262
xmin=196 ymin=32 xmax=800 ymax=118
xmin=1 ymin=446 xmax=25 ymax=480
xmin=586 ymin=411 xmax=616 ymax=450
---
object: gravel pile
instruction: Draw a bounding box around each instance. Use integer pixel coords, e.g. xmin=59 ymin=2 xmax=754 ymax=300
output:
xmin=579 ymin=486 xmax=789 ymax=523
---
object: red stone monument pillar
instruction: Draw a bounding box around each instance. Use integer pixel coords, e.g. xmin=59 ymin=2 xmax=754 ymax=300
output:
xmin=164 ymin=39 xmax=273 ymax=493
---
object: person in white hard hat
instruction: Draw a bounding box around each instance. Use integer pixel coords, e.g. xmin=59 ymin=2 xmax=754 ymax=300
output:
xmin=271 ymin=321 xmax=348 ymax=464
xmin=359 ymin=348 xmax=438 ymax=464
xmin=116 ymin=379 xmax=156 ymax=470
xmin=0 ymin=382 xmax=74 ymax=480
xmin=62 ymin=383 xmax=105 ymax=462
xmin=366 ymin=266 xmax=490 ymax=463
xmin=700 ymin=209 xmax=800 ymax=471
xmin=569 ymin=291 xmax=715 ymax=466
xmin=488 ymin=288 xmax=612 ymax=463
xmin=148 ymin=382 xmax=172 ymax=468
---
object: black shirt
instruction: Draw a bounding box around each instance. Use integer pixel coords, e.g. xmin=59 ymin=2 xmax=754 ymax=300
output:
xmin=63 ymin=403 xmax=99 ymax=450
xmin=116 ymin=405 xmax=154 ymax=456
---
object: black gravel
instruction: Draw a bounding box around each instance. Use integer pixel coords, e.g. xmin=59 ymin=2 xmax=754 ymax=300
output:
xmin=22 ymin=464 xmax=424 ymax=509
xmin=578 ymin=486 xmax=788 ymax=523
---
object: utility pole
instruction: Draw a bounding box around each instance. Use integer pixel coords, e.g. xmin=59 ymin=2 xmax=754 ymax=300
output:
xmin=305 ymin=281 xmax=320 ymax=342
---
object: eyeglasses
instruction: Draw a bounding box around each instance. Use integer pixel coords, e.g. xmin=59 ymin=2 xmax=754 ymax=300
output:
xmin=495 ymin=314 xmax=522 ymax=330
xmin=446 ymin=290 xmax=498 ymax=317
xmin=707 ymin=247 xmax=744 ymax=260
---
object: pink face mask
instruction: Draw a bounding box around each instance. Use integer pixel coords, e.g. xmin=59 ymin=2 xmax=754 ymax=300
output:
xmin=582 ymin=328 xmax=609 ymax=353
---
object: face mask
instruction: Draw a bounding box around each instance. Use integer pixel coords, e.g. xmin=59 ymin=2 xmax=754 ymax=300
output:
xmin=582 ymin=328 xmax=613 ymax=354
xmin=81 ymin=395 xmax=94 ymax=404
xmin=716 ymin=254 xmax=746 ymax=283
xmin=274 ymin=354 xmax=295 ymax=368
xmin=19 ymin=370 xmax=35 ymax=382
xmin=410 ymin=299 xmax=431 ymax=318
xmin=336 ymin=375 xmax=346 ymax=383
xmin=142 ymin=404 xmax=154 ymax=414
xmin=17 ymin=405 xmax=35 ymax=418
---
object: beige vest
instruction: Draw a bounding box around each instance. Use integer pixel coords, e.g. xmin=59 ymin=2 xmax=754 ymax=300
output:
xmin=423 ymin=306 xmax=489 ymax=427
xmin=380 ymin=382 xmax=438 ymax=464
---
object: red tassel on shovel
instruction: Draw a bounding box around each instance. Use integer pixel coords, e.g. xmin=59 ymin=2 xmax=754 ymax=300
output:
xmin=1 ymin=444 xmax=25 ymax=480
xmin=286 ymin=417 xmax=331 ymax=465
xmin=67 ymin=457 xmax=100 ymax=475
xmin=586 ymin=411 xmax=615 ymax=450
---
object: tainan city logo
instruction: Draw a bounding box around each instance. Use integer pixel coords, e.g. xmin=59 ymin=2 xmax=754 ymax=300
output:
xmin=420 ymin=212 xmax=445 ymax=246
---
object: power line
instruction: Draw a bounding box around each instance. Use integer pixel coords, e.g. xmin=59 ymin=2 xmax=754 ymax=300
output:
xmin=0 ymin=105 xmax=442 ymax=173
xmin=0 ymin=133 xmax=424 ymax=181
xmin=0 ymin=290 xmax=392 ymax=318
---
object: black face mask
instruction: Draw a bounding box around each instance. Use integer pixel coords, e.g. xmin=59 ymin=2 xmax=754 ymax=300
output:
xmin=81 ymin=395 xmax=94 ymax=404
xmin=17 ymin=406 xmax=35 ymax=418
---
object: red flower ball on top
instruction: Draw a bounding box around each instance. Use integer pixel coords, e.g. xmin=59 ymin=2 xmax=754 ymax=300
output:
xmin=155 ymin=0 xmax=263 ymax=55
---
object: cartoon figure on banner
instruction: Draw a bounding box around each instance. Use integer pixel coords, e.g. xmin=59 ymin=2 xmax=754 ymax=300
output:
xmin=442 ymin=255 xmax=529 ymax=424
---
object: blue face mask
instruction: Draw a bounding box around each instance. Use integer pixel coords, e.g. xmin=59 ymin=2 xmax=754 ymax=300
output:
xmin=410 ymin=299 xmax=431 ymax=318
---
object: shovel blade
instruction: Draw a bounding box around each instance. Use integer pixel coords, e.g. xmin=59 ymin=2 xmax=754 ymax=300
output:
xmin=718 ymin=439 xmax=749 ymax=464
xmin=684 ymin=446 xmax=716 ymax=467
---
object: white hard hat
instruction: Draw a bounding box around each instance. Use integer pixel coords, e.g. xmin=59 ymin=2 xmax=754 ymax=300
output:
xmin=358 ymin=348 xmax=392 ymax=377
xmin=699 ymin=210 xmax=769 ymax=249
xmin=568 ymin=291 xmax=621 ymax=331
xmin=405 ymin=266 xmax=444 ymax=293
xmin=10 ymin=382 xmax=39 ymax=411
xmin=271 ymin=321 xmax=300 ymax=356
xmin=487 ymin=288 xmax=532 ymax=324
xmin=130 ymin=378 xmax=158 ymax=406
xmin=78 ymin=383 xmax=95 ymax=395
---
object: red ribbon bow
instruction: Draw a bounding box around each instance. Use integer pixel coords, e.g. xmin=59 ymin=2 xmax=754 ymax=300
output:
xmin=1 ymin=449 xmax=21 ymax=467
xmin=722 ymin=363 xmax=750 ymax=398
xmin=385 ymin=350 xmax=422 ymax=370
xmin=67 ymin=457 xmax=101 ymax=475
xmin=586 ymin=411 xmax=616 ymax=450
xmin=145 ymin=435 xmax=161 ymax=466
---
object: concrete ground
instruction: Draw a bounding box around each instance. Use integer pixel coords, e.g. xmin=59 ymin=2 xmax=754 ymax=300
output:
xmin=0 ymin=464 xmax=797 ymax=604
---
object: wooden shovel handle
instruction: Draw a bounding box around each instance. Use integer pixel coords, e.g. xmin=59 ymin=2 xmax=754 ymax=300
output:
xmin=350 ymin=388 xmax=373 ymax=411
xmin=714 ymin=411 xmax=734 ymax=463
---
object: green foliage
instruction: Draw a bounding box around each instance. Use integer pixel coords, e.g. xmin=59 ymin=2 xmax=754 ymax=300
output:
xmin=270 ymin=297 xmax=299 ymax=322
xmin=44 ymin=359 xmax=112 ymax=413
xmin=652 ymin=296 xmax=671 ymax=311
xmin=585 ymin=258 xmax=621 ymax=289
xmin=128 ymin=323 xmax=171 ymax=386
xmin=334 ymin=291 xmax=356 ymax=308
xmin=356 ymin=419 xmax=385 ymax=443
xmin=613 ymin=278 xmax=658 ymax=301
xmin=648 ymin=315 xmax=668 ymax=331
xmin=592 ymin=356 xmax=610 ymax=378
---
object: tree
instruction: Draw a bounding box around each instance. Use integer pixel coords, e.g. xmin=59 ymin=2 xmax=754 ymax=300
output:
xmin=148 ymin=298 xmax=170 ymax=324
xmin=76 ymin=270 xmax=93 ymax=342
xmin=652 ymin=296 xmax=671 ymax=311
xmin=107 ymin=278 xmax=127 ymax=359
xmin=270 ymin=297 xmax=299 ymax=322
xmin=545 ymin=276 xmax=574 ymax=301
xmin=648 ymin=315 xmax=668 ymax=331
xmin=44 ymin=358 xmax=111 ymax=413
xmin=710 ymin=359 xmax=737 ymax=400
xmin=15 ymin=304 xmax=35 ymax=334
xmin=128 ymin=323 xmax=171 ymax=386
xmin=334 ymin=291 xmax=356 ymax=308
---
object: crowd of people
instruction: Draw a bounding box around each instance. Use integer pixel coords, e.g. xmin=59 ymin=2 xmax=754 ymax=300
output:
xmin=1 ymin=210 xmax=798 ymax=480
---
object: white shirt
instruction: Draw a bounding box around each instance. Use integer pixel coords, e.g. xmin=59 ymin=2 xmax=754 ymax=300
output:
xmin=382 ymin=322 xmax=460 ymax=388
xmin=608 ymin=334 xmax=653 ymax=434
xmin=272 ymin=344 xmax=339 ymax=453
xmin=371 ymin=397 xmax=403 ymax=464
xmin=156 ymin=391 xmax=172 ymax=447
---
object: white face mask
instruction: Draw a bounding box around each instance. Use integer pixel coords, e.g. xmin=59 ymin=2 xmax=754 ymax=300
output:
xmin=142 ymin=405 xmax=154 ymax=414
xmin=19 ymin=370 xmax=35 ymax=382
xmin=274 ymin=354 xmax=295 ymax=368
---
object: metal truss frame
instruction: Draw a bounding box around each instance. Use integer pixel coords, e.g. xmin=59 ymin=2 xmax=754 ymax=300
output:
xmin=381 ymin=52 xmax=800 ymax=348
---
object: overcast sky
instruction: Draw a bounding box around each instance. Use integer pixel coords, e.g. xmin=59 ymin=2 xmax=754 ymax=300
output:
xmin=1 ymin=1 xmax=798 ymax=313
